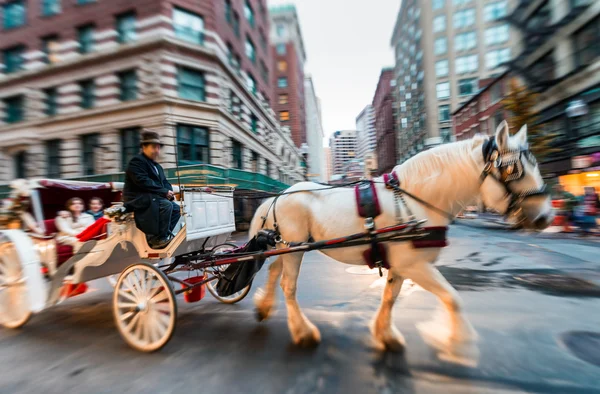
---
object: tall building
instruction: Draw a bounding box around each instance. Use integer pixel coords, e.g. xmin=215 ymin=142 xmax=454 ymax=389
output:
xmin=0 ymin=0 xmax=303 ymax=188
xmin=507 ymin=0 xmax=600 ymax=194
xmin=355 ymin=105 xmax=376 ymax=161
xmin=323 ymin=146 xmax=332 ymax=182
xmin=304 ymin=76 xmax=325 ymax=181
xmin=269 ymin=4 xmax=306 ymax=148
xmin=329 ymin=130 xmax=357 ymax=176
xmin=372 ymin=68 xmax=397 ymax=174
xmin=391 ymin=0 xmax=517 ymax=162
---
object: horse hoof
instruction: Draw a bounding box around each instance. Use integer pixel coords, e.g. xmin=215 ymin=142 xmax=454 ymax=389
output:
xmin=293 ymin=326 xmax=321 ymax=348
xmin=255 ymin=308 xmax=268 ymax=322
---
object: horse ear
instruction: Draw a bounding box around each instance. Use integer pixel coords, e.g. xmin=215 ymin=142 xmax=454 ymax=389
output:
xmin=515 ymin=124 xmax=528 ymax=146
xmin=495 ymin=120 xmax=510 ymax=150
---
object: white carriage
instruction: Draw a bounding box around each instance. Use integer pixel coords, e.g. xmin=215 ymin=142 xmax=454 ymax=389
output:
xmin=0 ymin=179 xmax=246 ymax=352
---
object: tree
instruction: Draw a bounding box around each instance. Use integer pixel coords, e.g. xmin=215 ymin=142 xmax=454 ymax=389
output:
xmin=501 ymin=78 xmax=559 ymax=159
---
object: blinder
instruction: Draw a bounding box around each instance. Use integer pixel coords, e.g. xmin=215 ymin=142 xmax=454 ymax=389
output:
xmin=481 ymin=136 xmax=549 ymax=217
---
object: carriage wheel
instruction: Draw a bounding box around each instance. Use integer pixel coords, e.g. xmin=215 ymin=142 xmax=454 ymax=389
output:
xmin=0 ymin=235 xmax=32 ymax=329
xmin=107 ymin=275 xmax=118 ymax=288
xmin=113 ymin=263 xmax=177 ymax=352
xmin=206 ymin=243 xmax=252 ymax=304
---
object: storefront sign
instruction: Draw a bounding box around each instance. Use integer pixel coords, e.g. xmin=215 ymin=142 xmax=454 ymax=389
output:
xmin=566 ymin=99 xmax=588 ymax=118
xmin=572 ymin=155 xmax=592 ymax=169
xmin=577 ymin=135 xmax=600 ymax=149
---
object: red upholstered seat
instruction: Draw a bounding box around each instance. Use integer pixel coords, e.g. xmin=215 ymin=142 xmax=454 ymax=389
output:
xmin=43 ymin=219 xmax=73 ymax=265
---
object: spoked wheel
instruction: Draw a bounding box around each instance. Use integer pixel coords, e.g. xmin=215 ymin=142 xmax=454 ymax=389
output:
xmin=0 ymin=236 xmax=32 ymax=329
xmin=113 ymin=263 xmax=177 ymax=352
xmin=206 ymin=243 xmax=252 ymax=304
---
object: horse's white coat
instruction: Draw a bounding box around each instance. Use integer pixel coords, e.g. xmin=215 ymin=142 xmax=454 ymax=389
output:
xmin=251 ymin=123 xmax=552 ymax=364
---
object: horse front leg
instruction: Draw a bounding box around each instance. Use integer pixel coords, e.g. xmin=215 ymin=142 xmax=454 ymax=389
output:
xmin=254 ymin=257 xmax=282 ymax=321
xmin=371 ymin=270 xmax=405 ymax=351
xmin=405 ymin=261 xmax=479 ymax=365
xmin=280 ymin=253 xmax=321 ymax=347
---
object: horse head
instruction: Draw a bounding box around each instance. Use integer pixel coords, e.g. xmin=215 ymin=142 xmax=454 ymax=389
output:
xmin=479 ymin=121 xmax=553 ymax=230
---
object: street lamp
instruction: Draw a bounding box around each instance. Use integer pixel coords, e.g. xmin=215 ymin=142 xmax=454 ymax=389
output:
xmin=300 ymin=143 xmax=309 ymax=181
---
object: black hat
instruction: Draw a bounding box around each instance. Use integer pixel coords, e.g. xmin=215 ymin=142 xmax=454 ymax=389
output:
xmin=140 ymin=130 xmax=163 ymax=146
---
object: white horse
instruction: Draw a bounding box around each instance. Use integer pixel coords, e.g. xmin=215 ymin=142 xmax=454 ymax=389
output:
xmin=249 ymin=121 xmax=553 ymax=363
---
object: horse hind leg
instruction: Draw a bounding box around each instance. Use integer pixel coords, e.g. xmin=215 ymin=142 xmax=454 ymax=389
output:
xmin=371 ymin=270 xmax=406 ymax=352
xmin=254 ymin=256 xmax=282 ymax=321
xmin=280 ymin=252 xmax=321 ymax=347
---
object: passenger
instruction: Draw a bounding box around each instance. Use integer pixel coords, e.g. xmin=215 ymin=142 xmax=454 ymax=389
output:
xmin=123 ymin=130 xmax=181 ymax=249
xmin=86 ymin=197 xmax=104 ymax=221
xmin=55 ymin=197 xmax=95 ymax=252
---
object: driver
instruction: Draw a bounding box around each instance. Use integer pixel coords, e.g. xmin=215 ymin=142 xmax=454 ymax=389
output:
xmin=123 ymin=130 xmax=181 ymax=249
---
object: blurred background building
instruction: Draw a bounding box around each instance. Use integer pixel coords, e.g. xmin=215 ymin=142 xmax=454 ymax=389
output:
xmin=391 ymin=0 xmax=517 ymax=162
xmin=372 ymin=67 xmax=397 ymax=174
xmin=303 ymin=75 xmax=325 ymax=182
xmin=355 ymin=104 xmax=376 ymax=162
xmin=329 ymin=129 xmax=357 ymax=177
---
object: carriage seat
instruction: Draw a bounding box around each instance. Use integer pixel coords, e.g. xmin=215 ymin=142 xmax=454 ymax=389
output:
xmin=43 ymin=219 xmax=73 ymax=265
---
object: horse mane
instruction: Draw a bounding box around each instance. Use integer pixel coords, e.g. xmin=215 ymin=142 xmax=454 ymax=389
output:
xmin=391 ymin=136 xmax=486 ymax=212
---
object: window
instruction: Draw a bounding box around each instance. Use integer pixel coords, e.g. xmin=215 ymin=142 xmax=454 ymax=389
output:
xmin=433 ymin=0 xmax=445 ymax=10
xmin=246 ymin=73 xmax=257 ymax=95
xmin=259 ymin=29 xmax=267 ymax=50
xmin=435 ymin=60 xmax=448 ymax=77
xmin=77 ymin=24 xmax=94 ymax=54
xmin=250 ymin=114 xmax=258 ymax=133
xmin=278 ymin=77 xmax=288 ymax=88
xmin=244 ymin=0 xmax=254 ymax=28
xmin=46 ymin=139 xmax=61 ymax=178
xmin=455 ymin=31 xmax=476 ymax=51
xmin=245 ymin=36 xmax=256 ymax=63
xmin=79 ymin=79 xmax=95 ymax=108
xmin=401 ymin=118 xmax=408 ymax=128
xmin=433 ymin=15 xmax=446 ymax=32
xmin=485 ymin=24 xmax=509 ymax=46
xmin=231 ymin=140 xmax=243 ymax=169
xmin=440 ymin=127 xmax=451 ymax=143
xmin=276 ymin=23 xmax=285 ymax=37
xmin=177 ymin=124 xmax=209 ymax=164
xmin=260 ymin=61 xmax=268 ymax=83
xmin=118 ymin=70 xmax=137 ymax=101
xmin=116 ymin=12 xmax=136 ymax=44
xmin=42 ymin=0 xmax=60 ymax=16
xmin=3 ymin=0 xmax=26 ymax=29
xmin=232 ymin=11 xmax=240 ymax=37
xmin=120 ymin=127 xmax=140 ymax=170
xmin=42 ymin=35 xmax=60 ymax=64
xmin=173 ymin=7 xmax=204 ymax=45
xmin=573 ymin=17 xmax=600 ymax=68
xmin=225 ymin=0 xmax=232 ymax=23
xmin=456 ymin=54 xmax=478 ymax=73
xmin=278 ymin=94 xmax=288 ymax=104
xmin=2 ymin=45 xmax=24 ymax=75
xmin=484 ymin=1 xmax=507 ymax=22
xmin=434 ymin=37 xmax=447 ymax=55
xmin=4 ymin=96 xmax=24 ymax=123
xmin=530 ymin=51 xmax=555 ymax=79
xmin=265 ymin=160 xmax=270 ymax=177
xmin=439 ymin=105 xmax=450 ymax=122
xmin=277 ymin=60 xmax=287 ymax=72
xmin=454 ymin=0 xmax=472 ymax=4
xmin=251 ymin=151 xmax=258 ymax=173
xmin=77 ymin=0 xmax=95 ymax=4
xmin=486 ymin=48 xmax=510 ymax=69
xmin=44 ymin=87 xmax=57 ymax=116
xmin=177 ymin=67 xmax=205 ymax=101
xmin=279 ymin=111 xmax=290 ymax=122
xmin=436 ymin=82 xmax=450 ymax=99
xmin=14 ymin=152 xmax=26 ymax=179
xmin=227 ymin=44 xmax=241 ymax=71
xmin=81 ymin=133 xmax=99 ymax=176
xmin=276 ymin=43 xmax=286 ymax=55
xmin=458 ymin=78 xmax=478 ymax=96
xmin=454 ymin=9 xmax=475 ymax=28
xmin=400 ymin=101 xmax=406 ymax=111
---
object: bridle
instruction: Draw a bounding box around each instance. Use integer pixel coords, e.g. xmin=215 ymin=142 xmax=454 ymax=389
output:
xmin=480 ymin=136 xmax=549 ymax=218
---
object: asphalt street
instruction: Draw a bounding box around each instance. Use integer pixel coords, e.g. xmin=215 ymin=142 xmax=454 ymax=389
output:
xmin=1 ymin=225 xmax=600 ymax=394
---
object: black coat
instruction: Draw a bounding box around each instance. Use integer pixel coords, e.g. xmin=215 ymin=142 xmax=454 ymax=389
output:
xmin=123 ymin=153 xmax=173 ymax=237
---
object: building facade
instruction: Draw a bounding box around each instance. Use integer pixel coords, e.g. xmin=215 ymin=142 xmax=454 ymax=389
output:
xmin=269 ymin=4 xmax=306 ymax=148
xmin=0 ymin=0 xmax=303 ymax=188
xmin=507 ymin=0 xmax=600 ymax=194
xmin=391 ymin=0 xmax=517 ymax=163
xmin=323 ymin=146 xmax=332 ymax=182
xmin=329 ymin=129 xmax=357 ymax=176
xmin=372 ymin=68 xmax=397 ymax=174
xmin=452 ymin=71 xmax=510 ymax=141
xmin=304 ymin=76 xmax=325 ymax=182
xmin=355 ymin=104 xmax=376 ymax=161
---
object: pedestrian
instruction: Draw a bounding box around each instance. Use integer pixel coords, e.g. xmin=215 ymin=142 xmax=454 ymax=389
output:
xmin=578 ymin=187 xmax=598 ymax=236
xmin=86 ymin=197 xmax=104 ymax=221
xmin=553 ymin=184 xmax=576 ymax=230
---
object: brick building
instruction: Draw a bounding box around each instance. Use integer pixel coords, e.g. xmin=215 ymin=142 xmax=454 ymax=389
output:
xmin=269 ymin=4 xmax=306 ymax=148
xmin=452 ymin=71 xmax=509 ymax=141
xmin=0 ymin=0 xmax=303 ymax=188
xmin=372 ymin=68 xmax=397 ymax=174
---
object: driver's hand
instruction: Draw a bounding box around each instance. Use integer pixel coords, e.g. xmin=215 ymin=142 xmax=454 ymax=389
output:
xmin=166 ymin=190 xmax=175 ymax=200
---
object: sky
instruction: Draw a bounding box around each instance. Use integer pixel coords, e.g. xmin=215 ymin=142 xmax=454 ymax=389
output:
xmin=268 ymin=0 xmax=400 ymax=145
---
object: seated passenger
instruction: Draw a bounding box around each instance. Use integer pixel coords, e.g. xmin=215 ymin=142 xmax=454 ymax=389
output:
xmin=123 ymin=130 xmax=181 ymax=249
xmin=55 ymin=197 xmax=95 ymax=252
xmin=86 ymin=197 xmax=104 ymax=221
